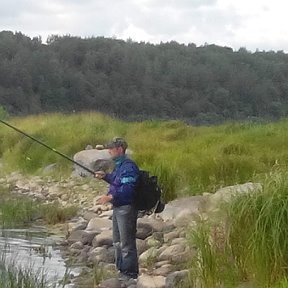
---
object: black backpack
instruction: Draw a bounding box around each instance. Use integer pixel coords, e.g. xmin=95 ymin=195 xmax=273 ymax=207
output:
xmin=133 ymin=170 xmax=165 ymax=213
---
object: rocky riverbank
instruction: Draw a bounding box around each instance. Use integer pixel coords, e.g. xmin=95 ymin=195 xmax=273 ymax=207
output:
xmin=0 ymin=171 xmax=261 ymax=288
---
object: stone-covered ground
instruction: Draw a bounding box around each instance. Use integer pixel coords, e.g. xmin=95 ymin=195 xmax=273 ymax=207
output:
xmin=1 ymin=171 xmax=260 ymax=288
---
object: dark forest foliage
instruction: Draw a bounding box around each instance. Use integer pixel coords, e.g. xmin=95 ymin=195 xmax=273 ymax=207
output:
xmin=1 ymin=30 xmax=288 ymax=124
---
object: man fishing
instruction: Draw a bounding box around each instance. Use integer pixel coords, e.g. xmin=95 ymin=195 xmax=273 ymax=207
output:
xmin=0 ymin=119 xmax=141 ymax=282
xmin=95 ymin=137 xmax=139 ymax=282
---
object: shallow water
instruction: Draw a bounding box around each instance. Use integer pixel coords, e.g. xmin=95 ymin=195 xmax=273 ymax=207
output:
xmin=0 ymin=226 xmax=80 ymax=287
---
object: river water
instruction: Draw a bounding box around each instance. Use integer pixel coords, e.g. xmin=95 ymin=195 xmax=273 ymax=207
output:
xmin=0 ymin=226 xmax=81 ymax=287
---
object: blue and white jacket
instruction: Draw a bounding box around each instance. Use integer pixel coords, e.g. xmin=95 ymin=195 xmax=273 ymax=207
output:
xmin=103 ymin=155 xmax=139 ymax=207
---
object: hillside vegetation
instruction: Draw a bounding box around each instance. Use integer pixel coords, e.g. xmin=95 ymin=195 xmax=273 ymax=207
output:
xmin=0 ymin=112 xmax=288 ymax=201
xmin=1 ymin=31 xmax=288 ymax=124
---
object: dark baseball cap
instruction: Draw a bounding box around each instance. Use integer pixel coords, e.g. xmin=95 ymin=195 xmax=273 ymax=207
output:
xmin=105 ymin=137 xmax=128 ymax=150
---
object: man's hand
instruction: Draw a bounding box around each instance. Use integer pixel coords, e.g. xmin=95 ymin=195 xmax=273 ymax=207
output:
xmin=95 ymin=171 xmax=106 ymax=179
xmin=96 ymin=194 xmax=113 ymax=205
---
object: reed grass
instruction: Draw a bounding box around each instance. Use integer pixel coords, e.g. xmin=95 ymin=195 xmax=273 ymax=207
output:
xmin=40 ymin=202 xmax=78 ymax=225
xmin=273 ymin=278 xmax=288 ymax=288
xmin=227 ymin=170 xmax=288 ymax=287
xmin=0 ymin=194 xmax=78 ymax=227
xmin=183 ymin=220 xmax=241 ymax=288
xmin=0 ymin=256 xmax=54 ymax=288
xmin=181 ymin=170 xmax=288 ymax=288
xmin=0 ymin=197 xmax=36 ymax=228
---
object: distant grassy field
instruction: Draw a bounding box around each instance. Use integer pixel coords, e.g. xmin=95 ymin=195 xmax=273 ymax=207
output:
xmin=1 ymin=112 xmax=288 ymax=200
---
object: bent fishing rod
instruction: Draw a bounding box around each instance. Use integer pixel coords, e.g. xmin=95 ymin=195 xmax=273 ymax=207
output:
xmin=0 ymin=119 xmax=95 ymax=175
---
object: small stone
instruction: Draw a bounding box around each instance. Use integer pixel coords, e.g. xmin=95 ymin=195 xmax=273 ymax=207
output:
xmin=96 ymin=145 xmax=104 ymax=150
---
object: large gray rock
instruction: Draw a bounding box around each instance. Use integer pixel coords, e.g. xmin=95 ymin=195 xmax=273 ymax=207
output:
xmin=83 ymin=211 xmax=98 ymax=221
xmin=163 ymin=231 xmax=180 ymax=243
xmin=86 ymin=217 xmax=112 ymax=232
xmin=92 ymin=230 xmax=113 ymax=247
xmin=136 ymin=239 xmax=148 ymax=255
xmin=158 ymin=244 xmax=186 ymax=261
xmin=136 ymin=222 xmax=153 ymax=240
xmin=137 ymin=217 xmax=167 ymax=233
xmin=73 ymin=149 xmax=113 ymax=177
xmin=137 ymin=275 xmax=166 ymax=288
xmin=98 ymin=278 xmax=122 ymax=288
xmin=165 ymin=270 xmax=189 ymax=288
xmin=88 ymin=247 xmax=110 ymax=263
xmin=159 ymin=195 xmax=207 ymax=223
xmin=67 ymin=230 xmax=97 ymax=245
xmin=153 ymin=264 xmax=174 ymax=276
xmin=68 ymin=219 xmax=88 ymax=233
xmin=67 ymin=230 xmax=86 ymax=243
xmin=206 ymin=182 xmax=262 ymax=212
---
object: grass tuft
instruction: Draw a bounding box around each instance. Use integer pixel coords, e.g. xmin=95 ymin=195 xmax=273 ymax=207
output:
xmin=0 ymin=193 xmax=78 ymax=227
xmin=0 ymin=256 xmax=54 ymax=288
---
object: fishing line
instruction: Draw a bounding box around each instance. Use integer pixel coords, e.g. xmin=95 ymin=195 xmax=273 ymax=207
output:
xmin=0 ymin=119 xmax=95 ymax=175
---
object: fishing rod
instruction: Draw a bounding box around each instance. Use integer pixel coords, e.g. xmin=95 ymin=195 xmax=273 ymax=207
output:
xmin=0 ymin=119 xmax=95 ymax=175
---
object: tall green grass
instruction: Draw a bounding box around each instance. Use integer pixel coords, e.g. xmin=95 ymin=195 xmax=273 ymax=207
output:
xmin=227 ymin=170 xmax=288 ymax=287
xmin=185 ymin=171 xmax=288 ymax=287
xmin=40 ymin=203 xmax=78 ymax=225
xmin=184 ymin=220 xmax=241 ymax=288
xmin=0 ymin=198 xmax=36 ymax=228
xmin=0 ymin=257 xmax=54 ymax=288
xmin=0 ymin=189 xmax=78 ymax=227
xmin=2 ymin=113 xmax=288 ymax=199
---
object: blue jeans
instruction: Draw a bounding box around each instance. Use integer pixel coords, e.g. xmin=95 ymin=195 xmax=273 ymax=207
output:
xmin=113 ymin=204 xmax=138 ymax=278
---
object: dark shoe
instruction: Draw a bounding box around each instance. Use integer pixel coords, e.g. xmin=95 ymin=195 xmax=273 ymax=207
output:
xmin=155 ymin=200 xmax=165 ymax=213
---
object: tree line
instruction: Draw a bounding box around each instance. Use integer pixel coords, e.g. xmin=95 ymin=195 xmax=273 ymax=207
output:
xmin=1 ymin=30 xmax=288 ymax=124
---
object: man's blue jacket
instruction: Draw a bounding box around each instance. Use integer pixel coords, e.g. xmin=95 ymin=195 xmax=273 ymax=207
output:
xmin=103 ymin=155 xmax=139 ymax=207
